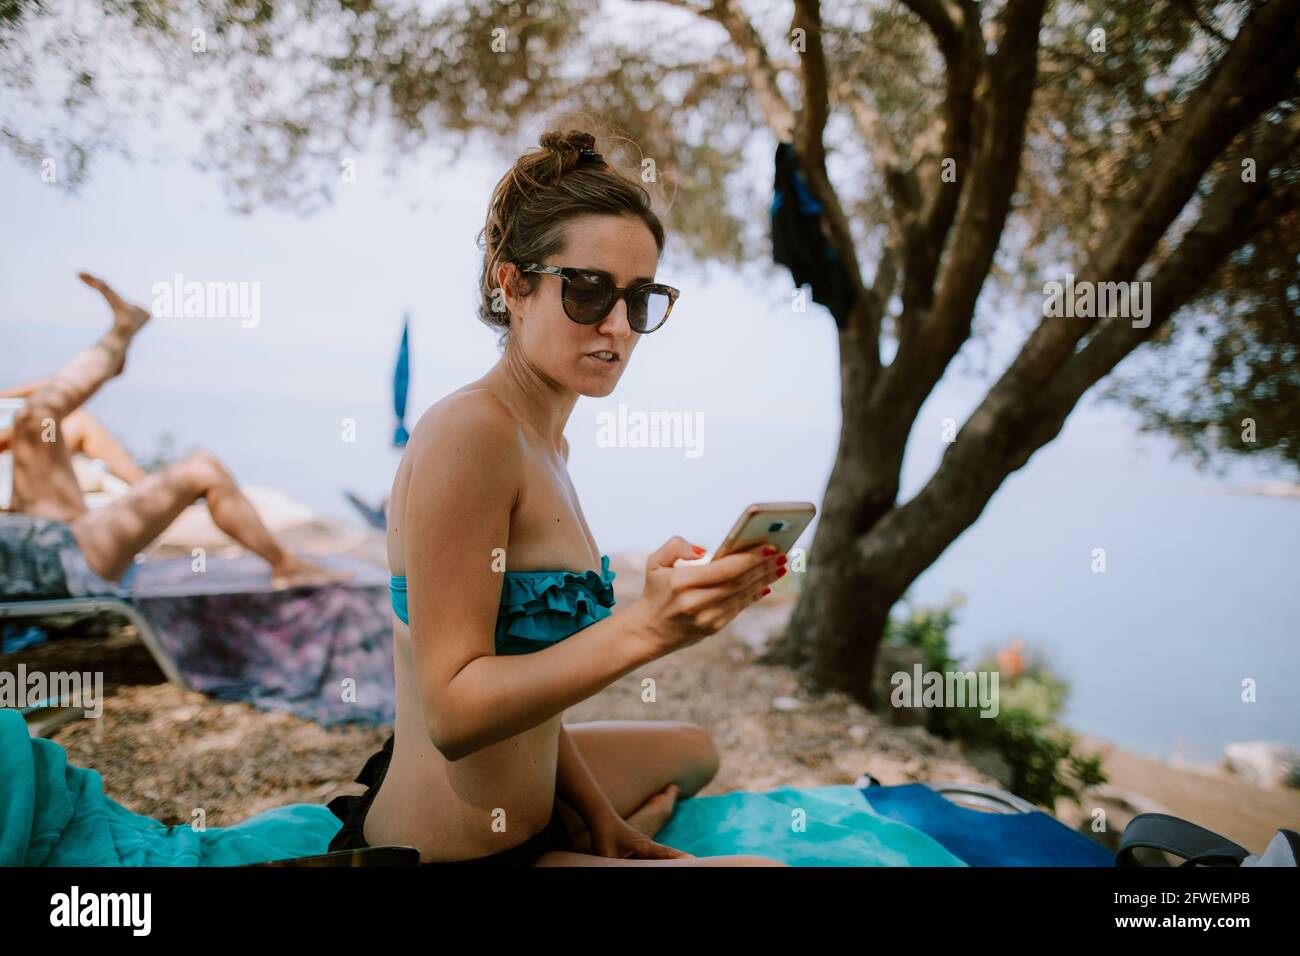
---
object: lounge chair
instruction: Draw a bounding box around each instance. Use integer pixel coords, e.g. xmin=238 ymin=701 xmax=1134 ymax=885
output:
xmin=1 ymin=551 xmax=395 ymax=734
xmin=0 ymin=595 xmax=184 ymax=687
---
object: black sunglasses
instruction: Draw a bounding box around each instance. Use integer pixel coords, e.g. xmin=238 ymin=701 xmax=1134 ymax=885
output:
xmin=514 ymin=261 xmax=679 ymax=333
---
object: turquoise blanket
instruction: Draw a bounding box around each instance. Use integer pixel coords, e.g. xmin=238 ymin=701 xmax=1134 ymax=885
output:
xmin=0 ymin=710 xmax=337 ymax=866
xmin=1 ymin=710 xmax=963 ymax=866
xmin=657 ymin=784 xmax=965 ymax=866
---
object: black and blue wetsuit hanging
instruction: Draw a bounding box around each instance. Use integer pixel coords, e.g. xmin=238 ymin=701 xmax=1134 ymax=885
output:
xmin=771 ymin=142 xmax=854 ymax=329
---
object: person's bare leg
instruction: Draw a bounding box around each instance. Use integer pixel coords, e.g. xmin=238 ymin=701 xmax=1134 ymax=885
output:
xmin=70 ymin=450 xmax=349 ymax=587
xmin=542 ymin=723 xmax=791 ymax=866
xmin=559 ymin=783 xmax=684 ymax=854
xmin=8 ymin=274 xmax=149 ymax=518
xmin=0 ymin=377 xmax=52 ymax=399
xmin=60 ymin=409 xmax=148 ymax=484
xmin=44 ymin=274 xmax=150 ymax=411
xmin=555 ymin=720 xmax=721 ymax=851
xmin=623 ymin=783 xmax=684 ymax=837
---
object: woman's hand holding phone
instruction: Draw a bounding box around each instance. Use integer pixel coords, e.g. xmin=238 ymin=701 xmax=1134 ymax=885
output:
xmin=628 ymin=535 xmax=786 ymax=659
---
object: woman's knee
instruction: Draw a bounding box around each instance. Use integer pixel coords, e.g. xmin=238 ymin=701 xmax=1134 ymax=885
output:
xmin=671 ymin=722 xmax=720 ymax=792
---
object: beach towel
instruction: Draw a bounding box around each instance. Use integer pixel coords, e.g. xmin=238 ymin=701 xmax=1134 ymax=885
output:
xmin=1 ymin=710 xmax=965 ymax=867
xmin=0 ymin=710 xmax=337 ymax=866
xmin=861 ymin=782 xmax=1114 ymax=866
xmin=129 ymin=553 xmax=396 ymax=727
xmin=656 ymin=784 xmax=966 ymax=866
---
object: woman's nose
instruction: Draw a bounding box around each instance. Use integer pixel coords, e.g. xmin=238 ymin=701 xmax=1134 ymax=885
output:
xmin=599 ymin=296 xmax=634 ymax=337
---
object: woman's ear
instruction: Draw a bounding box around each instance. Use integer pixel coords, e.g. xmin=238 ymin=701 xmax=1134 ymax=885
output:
xmin=496 ymin=261 xmax=531 ymax=319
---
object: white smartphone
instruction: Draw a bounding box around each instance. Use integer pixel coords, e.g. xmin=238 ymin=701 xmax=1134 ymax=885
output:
xmin=709 ymin=501 xmax=816 ymax=561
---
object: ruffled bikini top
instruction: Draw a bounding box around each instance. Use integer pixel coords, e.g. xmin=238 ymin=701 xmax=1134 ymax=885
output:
xmin=388 ymin=554 xmax=617 ymax=655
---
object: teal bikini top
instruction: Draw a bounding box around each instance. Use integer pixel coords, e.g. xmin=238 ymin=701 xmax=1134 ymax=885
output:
xmin=389 ymin=554 xmax=616 ymax=655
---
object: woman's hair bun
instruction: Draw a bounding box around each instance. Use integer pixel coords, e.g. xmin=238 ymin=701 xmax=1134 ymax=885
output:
xmin=538 ymin=129 xmax=605 ymax=177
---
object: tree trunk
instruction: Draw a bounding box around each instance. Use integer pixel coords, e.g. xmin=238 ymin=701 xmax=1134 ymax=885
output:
xmin=760 ymin=0 xmax=1300 ymax=714
xmin=762 ymin=317 xmax=907 ymax=704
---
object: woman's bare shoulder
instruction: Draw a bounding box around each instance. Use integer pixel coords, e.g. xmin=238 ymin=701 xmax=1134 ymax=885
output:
xmin=389 ymin=388 xmax=522 ymax=568
xmin=404 ymin=387 xmax=523 ymax=470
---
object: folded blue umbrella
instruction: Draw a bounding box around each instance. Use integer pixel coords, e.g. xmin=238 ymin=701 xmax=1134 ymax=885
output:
xmin=393 ymin=312 xmax=410 ymax=448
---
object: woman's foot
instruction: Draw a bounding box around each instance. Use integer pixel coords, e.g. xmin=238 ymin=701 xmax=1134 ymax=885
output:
xmin=565 ymin=784 xmax=682 ymax=853
xmin=624 ymin=783 xmax=682 ymax=840
xmin=270 ymin=554 xmax=355 ymax=590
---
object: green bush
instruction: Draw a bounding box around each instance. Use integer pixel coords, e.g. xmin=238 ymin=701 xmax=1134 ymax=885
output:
xmin=884 ymin=598 xmax=963 ymax=674
xmin=885 ymin=596 xmax=1106 ymax=809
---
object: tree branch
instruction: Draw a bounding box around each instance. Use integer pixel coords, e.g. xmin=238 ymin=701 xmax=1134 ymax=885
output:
xmin=1176 ymin=0 xmax=1231 ymax=46
xmin=1051 ymin=109 xmax=1300 ymax=412
xmin=969 ymin=0 xmax=1300 ymax=420
xmin=789 ymin=0 xmax=879 ymax=359
xmin=882 ymin=0 xmax=1046 ymax=413
xmin=897 ymin=0 xmax=962 ymax=52
xmin=895 ymin=0 xmax=983 ymax=345
xmin=855 ymin=105 xmax=1300 ymax=585
xmin=630 ymin=0 xmax=796 ymax=137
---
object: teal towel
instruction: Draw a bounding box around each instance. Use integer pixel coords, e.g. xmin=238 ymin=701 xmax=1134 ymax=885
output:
xmin=0 ymin=710 xmax=336 ymax=866
xmin=2 ymin=709 xmax=963 ymax=866
xmin=655 ymin=785 xmax=968 ymax=866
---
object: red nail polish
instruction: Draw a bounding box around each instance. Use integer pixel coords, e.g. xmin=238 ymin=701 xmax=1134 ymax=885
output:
xmin=762 ymin=587 xmax=771 ymax=595
xmin=762 ymin=545 xmax=775 ymax=556
xmin=776 ymin=554 xmax=787 ymax=566
xmin=776 ymin=567 xmax=787 ymax=578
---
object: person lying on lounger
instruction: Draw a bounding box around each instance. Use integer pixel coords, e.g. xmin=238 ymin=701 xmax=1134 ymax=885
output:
xmin=0 ymin=273 xmax=347 ymax=597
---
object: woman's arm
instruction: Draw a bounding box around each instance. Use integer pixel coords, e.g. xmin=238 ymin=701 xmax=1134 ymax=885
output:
xmin=402 ymin=393 xmax=659 ymax=761
xmin=432 ymin=605 xmax=661 ymax=759
xmin=555 ymin=724 xmax=619 ymax=829
xmin=435 ymin=611 xmax=659 ymax=760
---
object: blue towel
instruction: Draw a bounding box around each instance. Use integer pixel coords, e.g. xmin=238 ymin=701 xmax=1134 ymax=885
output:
xmin=0 ymin=710 xmax=336 ymax=866
xmin=655 ymin=784 xmax=966 ymax=866
xmin=861 ymin=783 xmax=1114 ymax=866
